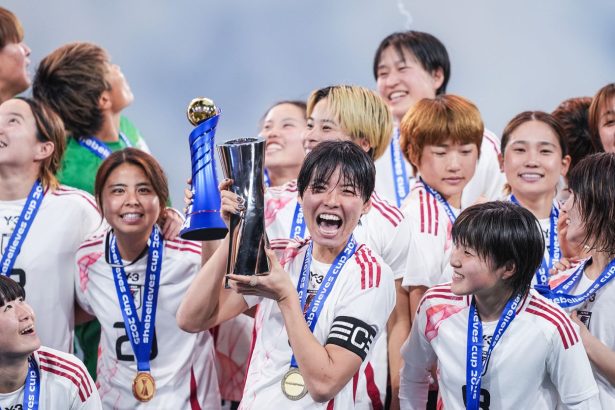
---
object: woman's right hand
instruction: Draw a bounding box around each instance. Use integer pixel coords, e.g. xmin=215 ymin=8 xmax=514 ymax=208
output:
xmin=219 ymin=179 xmax=244 ymax=228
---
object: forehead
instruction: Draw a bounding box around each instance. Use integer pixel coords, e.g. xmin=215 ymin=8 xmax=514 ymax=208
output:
xmin=264 ymin=103 xmax=304 ymax=122
xmin=0 ymin=99 xmax=32 ymax=118
xmin=508 ymin=120 xmax=559 ymax=143
xmin=379 ymin=45 xmax=419 ymax=66
xmin=106 ymin=163 xmax=148 ymax=183
xmin=600 ymin=96 xmax=615 ymax=115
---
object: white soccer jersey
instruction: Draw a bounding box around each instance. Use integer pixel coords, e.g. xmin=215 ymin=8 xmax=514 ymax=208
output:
xmin=0 ymin=346 xmax=101 ymax=409
xmin=374 ymin=128 xmax=505 ymax=208
xmin=550 ymin=262 xmax=615 ymax=408
xmin=239 ymin=238 xmax=395 ymax=410
xmin=74 ymin=230 xmax=220 ymax=409
xmin=265 ymin=183 xmax=409 ymax=408
xmin=401 ymin=180 xmax=459 ymax=289
xmin=213 ymin=315 xmax=254 ymax=402
xmin=0 ymin=186 xmax=101 ymax=352
xmin=400 ymin=284 xmax=599 ymax=409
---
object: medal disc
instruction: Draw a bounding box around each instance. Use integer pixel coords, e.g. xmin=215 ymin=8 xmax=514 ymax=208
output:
xmin=281 ymin=368 xmax=308 ymax=401
xmin=132 ymin=372 xmax=156 ymax=402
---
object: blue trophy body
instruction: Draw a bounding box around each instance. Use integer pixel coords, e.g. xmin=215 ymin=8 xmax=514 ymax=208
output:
xmin=180 ymin=98 xmax=228 ymax=241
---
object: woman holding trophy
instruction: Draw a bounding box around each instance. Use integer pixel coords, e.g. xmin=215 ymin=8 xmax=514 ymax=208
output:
xmin=177 ymin=140 xmax=395 ymax=409
xmin=74 ymin=148 xmax=220 ymax=409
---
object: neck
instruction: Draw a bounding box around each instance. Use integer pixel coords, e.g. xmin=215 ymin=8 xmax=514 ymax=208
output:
xmin=585 ymin=251 xmax=614 ymax=280
xmin=511 ymin=190 xmax=554 ymax=219
xmin=312 ymin=242 xmax=346 ymax=264
xmin=0 ymin=167 xmax=40 ymax=200
xmin=474 ymin=285 xmax=515 ymax=322
xmin=444 ymin=192 xmax=462 ymax=209
xmin=114 ymin=230 xmax=150 ymax=262
xmin=94 ymin=111 xmax=121 ymax=142
xmin=0 ymin=354 xmax=29 ymax=393
xmin=267 ymin=166 xmax=301 ymax=188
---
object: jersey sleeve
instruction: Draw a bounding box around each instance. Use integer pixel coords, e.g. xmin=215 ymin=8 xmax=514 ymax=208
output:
xmin=399 ymin=295 xmax=437 ymax=409
xmin=70 ymin=359 xmax=102 ymax=410
xmin=73 ymin=243 xmax=103 ymax=316
xmin=381 ymin=214 xmax=411 ymax=280
xmin=546 ymin=320 xmax=600 ymax=407
xmin=325 ymin=249 xmax=395 ymax=361
xmin=402 ymin=226 xmax=449 ymax=288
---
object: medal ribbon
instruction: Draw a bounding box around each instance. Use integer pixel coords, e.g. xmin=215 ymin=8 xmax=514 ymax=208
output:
xmin=289 ymin=203 xmax=306 ymax=239
xmin=536 ymin=257 xmax=615 ymax=308
xmin=510 ymin=196 xmax=560 ymax=286
xmin=420 ymin=177 xmax=458 ymax=225
xmin=23 ymin=356 xmax=40 ymax=410
xmin=290 ymin=235 xmax=358 ymax=368
xmin=390 ymin=128 xmax=410 ymax=207
xmin=0 ymin=180 xmax=45 ymax=276
xmin=263 ymin=168 xmax=271 ymax=187
xmin=465 ymin=293 xmax=522 ymax=410
xmin=77 ymin=133 xmax=132 ymax=160
xmin=109 ymin=226 xmax=163 ymax=372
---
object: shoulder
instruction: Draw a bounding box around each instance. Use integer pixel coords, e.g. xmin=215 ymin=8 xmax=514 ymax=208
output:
xmin=270 ymin=237 xmax=309 ymax=266
xmin=403 ymin=182 xmax=446 ymax=236
xmin=418 ymin=283 xmax=468 ymax=313
xmin=48 ymin=186 xmax=99 ymax=212
xmin=352 ymin=244 xmax=393 ymax=290
xmin=163 ymin=236 xmax=202 ymax=257
xmin=367 ymin=191 xmax=404 ymax=227
xmin=78 ymin=231 xmax=106 ymax=253
xmin=416 ymin=283 xmax=469 ymax=342
xmin=35 ymin=346 xmax=96 ymax=403
xmin=481 ymin=128 xmax=502 ymax=156
xmin=524 ymin=290 xmax=580 ymax=350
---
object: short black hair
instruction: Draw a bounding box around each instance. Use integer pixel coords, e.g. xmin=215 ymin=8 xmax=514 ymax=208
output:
xmin=297 ymin=140 xmax=375 ymax=203
xmin=568 ymin=153 xmax=615 ymax=254
xmin=373 ymin=31 xmax=450 ymax=95
xmin=0 ymin=276 xmax=25 ymax=308
xmin=452 ymin=201 xmax=544 ymax=297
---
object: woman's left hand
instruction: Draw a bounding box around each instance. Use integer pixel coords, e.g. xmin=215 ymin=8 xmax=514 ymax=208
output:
xmin=227 ymin=248 xmax=296 ymax=304
xmin=161 ymin=207 xmax=185 ymax=240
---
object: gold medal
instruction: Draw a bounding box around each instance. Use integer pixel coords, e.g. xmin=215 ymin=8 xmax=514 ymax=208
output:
xmin=281 ymin=368 xmax=308 ymax=401
xmin=132 ymin=372 xmax=156 ymax=402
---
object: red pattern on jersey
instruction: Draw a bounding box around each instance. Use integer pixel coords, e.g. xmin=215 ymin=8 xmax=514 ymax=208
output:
xmin=38 ymin=350 xmax=93 ymax=402
xmin=417 ymin=186 xmax=440 ymax=235
xmin=52 ymin=187 xmax=99 ymax=211
xmin=417 ymin=285 xmax=464 ymax=314
xmin=165 ymin=243 xmax=201 ymax=256
xmin=526 ymin=297 xmax=579 ymax=349
xmin=265 ymin=191 xmax=295 ymax=228
xmin=370 ymin=192 xmax=403 ymax=227
xmin=355 ymin=245 xmax=382 ymax=290
xmin=364 ymin=362 xmax=383 ymax=410
xmin=424 ymin=303 xmax=465 ymax=343
xmin=77 ymin=251 xmax=103 ymax=292
xmin=165 ymin=237 xmax=201 ymax=253
xmin=483 ymin=130 xmax=501 ymax=156
xmin=189 ymin=366 xmax=201 ymax=410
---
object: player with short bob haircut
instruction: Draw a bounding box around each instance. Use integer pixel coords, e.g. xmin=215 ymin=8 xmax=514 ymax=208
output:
xmin=400 ymin=201 xmax=600 ymax=409
xmin=178 ymin=140 xmax=395 ymax=409
xmin=0 ymin=276 xmax=101 ymax=409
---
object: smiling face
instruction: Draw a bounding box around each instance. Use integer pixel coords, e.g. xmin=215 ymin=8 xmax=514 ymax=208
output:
xmin=449 ymin=244 xmax=513 ymax=298
xmin=561 ymin=192 xmax=587 ymax=249
xmin=303 ymin=98 xmax=352 ymax=155
xmin=101 ymin=163 xmax=161 ymax=241
xmin=376 ymin=46 xmax=442 ymax=123
xmin=299 ymin=167 xmax=370 ymax=263
xmin=261 ymin=103 xmax=306 ymax=174
xmin=414 ymin=139 xmax=478 ymax=208
xmin=502 ymin=120 xmax=570 ymax=200
xmin=0 ymin=297 xmax=40 ymax=358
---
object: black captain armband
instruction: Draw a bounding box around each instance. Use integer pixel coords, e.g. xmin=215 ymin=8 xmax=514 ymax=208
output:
xmin=326 ymin=316 xmax=377 ymax=360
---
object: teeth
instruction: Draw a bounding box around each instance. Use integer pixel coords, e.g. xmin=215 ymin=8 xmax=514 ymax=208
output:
xmin=319 ymin=214 xmax=341 ymax=221
xmin=20 ymin=325 xmax=33 ymax=335
xmin=389 ymin=91 xmax=407 ymax=101
xmin=519 ymin=173 xmax=542 ymax=182
xmin=266 ymin=143 xmax=282 ymax=153
xmin=121 ymin=213 xmax=142 ymax=222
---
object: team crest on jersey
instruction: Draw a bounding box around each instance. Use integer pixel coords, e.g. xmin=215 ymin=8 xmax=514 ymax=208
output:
xmin=0 ymin=214 xmax=19 ymax=253
xmin=130 ymin=285 xmax=142 ymax=309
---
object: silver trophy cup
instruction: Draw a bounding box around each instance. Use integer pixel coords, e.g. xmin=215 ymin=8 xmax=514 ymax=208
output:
xmin=217 ymin=137 xmax=270 ymax=276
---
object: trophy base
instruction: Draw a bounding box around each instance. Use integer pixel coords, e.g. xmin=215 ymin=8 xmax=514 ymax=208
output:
xmin=180 ymin=212 xmax=228 ymax=241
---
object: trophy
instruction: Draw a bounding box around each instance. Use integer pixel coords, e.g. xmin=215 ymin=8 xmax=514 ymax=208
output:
xmin=179 ymin=97 xmax=228 ymax=241
xmin=217 ymin=137 xmax=270 ymax=276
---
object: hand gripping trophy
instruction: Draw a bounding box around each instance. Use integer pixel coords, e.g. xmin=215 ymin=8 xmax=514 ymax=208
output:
xmin=180 ymin=97 xmax=228 ymax=241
